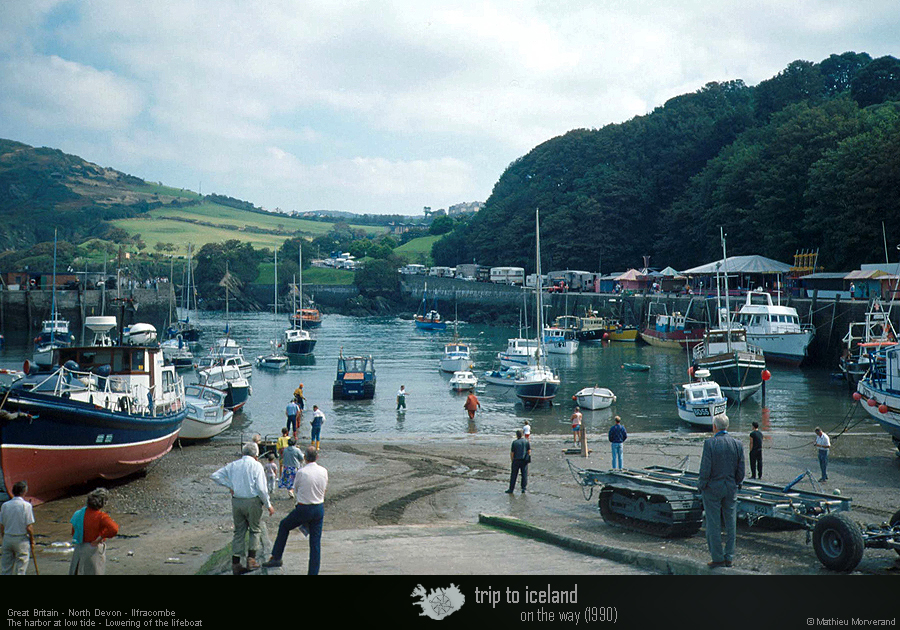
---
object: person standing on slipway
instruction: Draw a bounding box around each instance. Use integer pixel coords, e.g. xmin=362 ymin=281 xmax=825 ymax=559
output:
xmin=608 ymin=416 xmax=627 ymax=470
xmin=0 ymin=481 xmax=34 ymax=575
xmin=211 ymin=442 xmax=275 ymax=575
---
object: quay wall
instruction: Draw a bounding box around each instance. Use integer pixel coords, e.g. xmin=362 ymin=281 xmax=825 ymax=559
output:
xmin=0 ymin=286 xmax=173 ymax=345
xmin=398 ymin=274 xmax=897 ymax=368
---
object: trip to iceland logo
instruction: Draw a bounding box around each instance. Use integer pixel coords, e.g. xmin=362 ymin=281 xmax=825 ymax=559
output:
xmin=411 ymin=584 xmax=465 ymax=620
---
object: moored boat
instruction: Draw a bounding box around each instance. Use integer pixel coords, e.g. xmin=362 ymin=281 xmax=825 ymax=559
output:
xmin=0 ymin=316 xmax=186 ymax=504
xmin=196 ymin=363 xmax=251 ymax=411
xmin=498 ymin=337 xmax=539 ymax=368
xmin=482 ymin=365 xmax=521 ymax=386
xmin=542 ymin=326 xmax=579 ymax=354
xmin=675 ymin=369 xmax=728 ymax=428
xmin=180 ymin=384 xmax=233 ymax=440
xmin=734 ymin=291 xmax=814 ymax=366
xmin=574 ymin=386 xmax=616 ymax=410
xmin=440 ymin=342 xmax=473 ymax=373
xmin=840 ymin=300 xmax=897 ymax=385
xmin=640 ymin=302 xmax=705 ymax=349
xmin=856 ymin=345 xmax=900 ymax=454
xmin=414 ymin=282 xmax=446 ymax=331
xmin=449 ymin=370 xmax=478 ymax=391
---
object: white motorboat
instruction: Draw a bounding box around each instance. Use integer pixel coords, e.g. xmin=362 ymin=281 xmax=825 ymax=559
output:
xmin=449 ymin=370 xmax=478 ymax=391
xmin=198 ymin=337 xmax=253 ymax=379
xmin=675 ymin=369 xmax=728 ymax=428
xmin=574 ymin=386 xmax=616 ymax=410
xmin=180 ymin=384 xmax=234 ymax=440
xmin=543 ymin=326 xmax=579 ymax=354
xmin=440 ymin=342 xmax=473 ymax=373
xmin=498 ymin=337 xmax=539 ymax=368
xmin=196 ymin=363 xmax=251 ymax=411
xmin=734 ymin=290 xmax=814 ymax=366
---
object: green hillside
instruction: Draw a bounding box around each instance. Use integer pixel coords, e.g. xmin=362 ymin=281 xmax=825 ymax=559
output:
xmin=433 ymin=52 xmax=900 ymax=273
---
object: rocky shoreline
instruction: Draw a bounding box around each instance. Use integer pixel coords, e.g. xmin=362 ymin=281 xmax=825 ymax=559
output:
xmin=24 ymin=427 xmax=900 ymax=576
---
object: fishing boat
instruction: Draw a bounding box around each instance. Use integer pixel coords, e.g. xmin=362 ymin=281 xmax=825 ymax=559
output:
xmin=556 ymin=309 xmax=638 ymax=343
xmin=734 ymin=290 xmax=815 ymax=366
xmin=514 ymin=209 xmax=560 ymax=406
xmin=573 ymin=386 xmax=616 ymax=410
xmin=639 ymin=302 xmax=705 ymax=349
xmin=449 ymin=370 xmax=478 ymax=391
xmin=180 ymin=384 xmax=233 ymax=440
xmin=414 ymin=282 xmax=447 ymax=331
xmin=333 ymin=350 xmax=376 ymax=400
xmin=283 ymin=246 xmax=317 ymax=356
xmin=498 ymin=337 xmax=539 ymax=368
xmin=840 ymin=299 xmax=897 ymax=385
xmin=196 ymin=363 xmax=251 ymax=411
xmin=691 ymin=230 xmax=767 ymax=402
xmin=675 ymin=369 xmax=728 ymax=428
xmin=256 ymin=250 xmax=289 ymax=370
xmin=856 ymin=345 xmax=900 ymax=454
xmin=542 ymin=326 xmax=579 ymax=354
xmin=0 ymin=315 xmax=186 ymax=504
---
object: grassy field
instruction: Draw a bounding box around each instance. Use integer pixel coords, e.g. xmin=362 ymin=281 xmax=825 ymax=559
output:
xmin=111 ymin=201 xmax=386 ymax=254
xmin=255 ymin=263 xmax=355 ymax=285
xmin=394 ymin=234 xmax=439 ymax=265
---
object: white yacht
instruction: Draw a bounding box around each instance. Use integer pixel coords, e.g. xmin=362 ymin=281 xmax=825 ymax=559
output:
xmin=734 ymin=291 xmax=814 ymax=366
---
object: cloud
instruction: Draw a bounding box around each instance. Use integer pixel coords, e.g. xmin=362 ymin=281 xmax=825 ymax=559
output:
xmin=0 ymin=54 xmax=143 ymax=131
xmin=0 ymin=1 xmax=898 ymax=213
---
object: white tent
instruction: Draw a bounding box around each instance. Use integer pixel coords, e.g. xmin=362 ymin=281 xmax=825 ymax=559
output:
xmin=680 ymin=255 xmax=792 ymax=276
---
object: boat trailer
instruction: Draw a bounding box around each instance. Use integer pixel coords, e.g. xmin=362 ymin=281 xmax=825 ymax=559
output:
xmin=569 ymin=462 xmax=900 ymax=572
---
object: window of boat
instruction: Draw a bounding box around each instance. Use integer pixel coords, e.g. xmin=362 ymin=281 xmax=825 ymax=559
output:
xmin=162 ymin=370 xmax=175 ymax=393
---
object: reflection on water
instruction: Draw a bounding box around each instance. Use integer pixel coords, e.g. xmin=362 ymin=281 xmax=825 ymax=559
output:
xmin=0 ymin=311 xmax=874 ymax=441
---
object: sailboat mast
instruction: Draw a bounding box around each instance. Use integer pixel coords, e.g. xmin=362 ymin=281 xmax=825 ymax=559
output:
xmin=536 ymin=209 xmax=544 ymax=362
xmin=50 ymin=228 xmax=58 ymax=344
xmin=721 ymin=227 xmax=733 ymax=352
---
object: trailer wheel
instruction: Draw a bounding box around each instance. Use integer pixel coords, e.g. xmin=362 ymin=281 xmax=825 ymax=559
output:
xmin=890 ymin=509 xmax=900 ymax=557
xmin=813 ymin=513 xmax=865 ymax=572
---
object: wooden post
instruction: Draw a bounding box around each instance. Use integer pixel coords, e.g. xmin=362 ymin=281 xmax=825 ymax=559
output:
xmin=580 ymin=425 xmax=588 ymax=457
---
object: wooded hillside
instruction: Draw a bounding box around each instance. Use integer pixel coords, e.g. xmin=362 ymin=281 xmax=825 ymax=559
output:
xmin=432 ymin=52 xmax=900 ymax=273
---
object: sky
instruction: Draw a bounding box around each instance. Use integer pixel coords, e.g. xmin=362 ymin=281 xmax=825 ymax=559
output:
xmin=1 ymin=1 xmax=898 ymax=217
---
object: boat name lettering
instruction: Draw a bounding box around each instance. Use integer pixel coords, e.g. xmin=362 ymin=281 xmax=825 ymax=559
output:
xmin=714 ymin=405 xmax=727 ymax=415
xmin=95 ymin=434 xmax=113 ymax=444
xmin=694 ymin=408 xmax=711 ymax=417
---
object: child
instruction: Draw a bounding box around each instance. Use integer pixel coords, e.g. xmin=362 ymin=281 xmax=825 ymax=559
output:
xmin=571 ymin=406 xmax=583 ymax=445
xmin=264 ymin=453 xmax=278 ymax=495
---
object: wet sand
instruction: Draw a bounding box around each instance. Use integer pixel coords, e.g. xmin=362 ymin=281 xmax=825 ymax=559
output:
xmin=26 ymin=426 xmax=900 ymax=576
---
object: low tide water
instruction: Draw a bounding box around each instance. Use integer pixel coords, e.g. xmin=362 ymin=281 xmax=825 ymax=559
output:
xmin=0 ymin=312 xmax=878 ymax=442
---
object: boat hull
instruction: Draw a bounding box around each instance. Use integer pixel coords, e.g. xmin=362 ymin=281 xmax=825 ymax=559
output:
xmin=179 ymin=412 xmax=233 ymax=441
xmin=0 ymin=391 xmax=184 ymax=504
xmin=640 ymin=328 xmax=705 ymax=349
xmin=857 ymin=379 xmax=900 ymax=449
xmin=440 ymin=357 xmax=473 ymax=373
xmin=515 ymin=380 xmax=559 ymax=403
xmin=694 ymin=352 xmax=765 ymax=402
xmin=676 ymin=400 xmax=728 ymax=427
xmin=415 ymin=320 xmax=447 ymax=331
xmin=574 ymin=388 xmax=615 ymax=410
xmin=747 ymin=332 xmax=814 ymax=366
xmin=284 ymin=338 xmax=317 ymax=356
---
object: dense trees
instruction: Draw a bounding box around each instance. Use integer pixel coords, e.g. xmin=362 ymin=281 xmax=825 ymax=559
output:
xmin=433 ymin=53 xmax=899 ymax=273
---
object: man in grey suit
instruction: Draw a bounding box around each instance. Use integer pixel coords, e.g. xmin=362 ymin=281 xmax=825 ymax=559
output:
xmin=698 ymin=415 xmax=745 ymax=568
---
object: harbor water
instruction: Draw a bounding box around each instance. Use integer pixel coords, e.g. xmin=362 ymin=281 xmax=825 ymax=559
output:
xmin=0 ymin=312 xmax=881 ymax=443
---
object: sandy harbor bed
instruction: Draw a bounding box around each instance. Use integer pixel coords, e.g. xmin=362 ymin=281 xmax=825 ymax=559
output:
xmin=24 ymin=425 xmax=900 ymax=576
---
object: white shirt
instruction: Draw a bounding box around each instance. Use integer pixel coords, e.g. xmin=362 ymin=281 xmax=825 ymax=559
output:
xmin=0 ymin=497 xmax=34 ymax=536
xmin=211 ymin=455 xmax=272 ymax=508
xmin=523 ymin=424 xmax=531 ymax=436
xmin=292 ymin=461 xmax=328 ymax=505
xmin=815 ymin=432 xmax=831 ymax=449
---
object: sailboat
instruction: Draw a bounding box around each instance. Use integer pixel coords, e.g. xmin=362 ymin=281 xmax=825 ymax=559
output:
xmin=514 ymin=209 xmax=560 ymax=405
xmin=196 ymin=262 xmax=252 ymax=379
xmin=33 ymin=230 xmax=75 ymax=367
xmin=256 ymin=250 xmax=289 ymax=370
xmin=166 ymin=246 xmax=202 ymax=344
xmin=160 ymin=257 xmax=195 ymax=369
xmin=283 ymin=244 xmax=316 ymax=356
xmin=691 ymin=229 xmax=766 ymax=402
xmin=414 ymin=282 xmax=447 ymax=331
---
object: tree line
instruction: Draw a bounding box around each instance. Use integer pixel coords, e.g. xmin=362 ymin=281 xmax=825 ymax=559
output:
xmin=432 ymin=52 xmax=900 ymax=274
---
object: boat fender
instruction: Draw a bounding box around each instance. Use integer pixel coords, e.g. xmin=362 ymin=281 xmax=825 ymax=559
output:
xmin=22 ymin=360 xmax=30 ymax=375
xmin=63 ymin=360 xmax=79 ymax=372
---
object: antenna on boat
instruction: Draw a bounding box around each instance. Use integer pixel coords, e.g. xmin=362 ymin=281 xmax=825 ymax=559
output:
xmin=720 ymin=227 xmax=733 ymax=353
